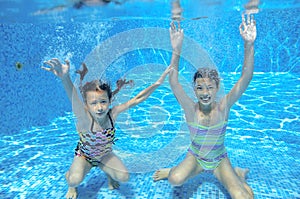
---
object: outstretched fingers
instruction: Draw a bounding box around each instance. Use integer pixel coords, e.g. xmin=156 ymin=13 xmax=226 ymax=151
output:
xmin=42 ymin=58 xmax=61 ymax=68
xmin=239 ymin=14 xmax=247 ymax=33
xmin=250 ymin=14 xmax=255 ymax=25
xmin=41 ymin=58 xmax=70 ymax=78
xmin=241 ymin=13 xmax=256 ymax=27
xmin=239 ymin=13 xmax=257 ymax=43
xmin=170 ymin=21 xmax=182 ymax=32
xmin=41 ymin=65 xmax=52 ymax=72
xmin=50 ymin=58 xmax=61 ymax=65
xmin=169 ymin=21 xmax=176 ymax=35
xmin=247 ymin=13 xmax=251 ymax=24
xmin=41 ymin=59 xmax=55 ymax=72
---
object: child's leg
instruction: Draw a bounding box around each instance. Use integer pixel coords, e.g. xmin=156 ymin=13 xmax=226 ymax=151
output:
xmin=65 ymin=156 xmax=92 ymax=199
xmin=213 ymin=157 xmax=254 ymax=199
xmin=99 ymin=152 xmax=129 ymax=189
xmin=167 ymin=152 xmax=203 ymax=186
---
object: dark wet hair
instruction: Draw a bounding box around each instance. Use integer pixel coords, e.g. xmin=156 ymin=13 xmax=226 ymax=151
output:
xmin=81 ymin=80 xmax=113 ymax=103
xmin=193 ymin=67 xmax=220 ymax=88
xmin=76 ymin=62 xmax=112 ymax=103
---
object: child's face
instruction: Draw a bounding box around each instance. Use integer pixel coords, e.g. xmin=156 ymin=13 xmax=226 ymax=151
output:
xmin=85 ymin=90 xmax=110 ymax=120
xmin=194 ymin=78 xmax=218 ymax=106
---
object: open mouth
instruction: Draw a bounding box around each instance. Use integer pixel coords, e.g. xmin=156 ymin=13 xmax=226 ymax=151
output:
xmin=96 ymin=112 xmax=105 ymax=116
xmin=200 ymin=96 xmax=211 ymax=103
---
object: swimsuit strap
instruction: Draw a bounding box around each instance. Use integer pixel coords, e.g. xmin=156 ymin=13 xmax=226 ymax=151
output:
xmin=89 ymin=110 xmax=114 ymax=132
xmin=107 ymin=111 xmax=114 ymax=129
xmin=90 ymin=117 xmax=95 ymax=132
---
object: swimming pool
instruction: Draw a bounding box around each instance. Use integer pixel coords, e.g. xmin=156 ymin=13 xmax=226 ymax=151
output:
xmin=1 ymin=0 xmax=299 ymax=198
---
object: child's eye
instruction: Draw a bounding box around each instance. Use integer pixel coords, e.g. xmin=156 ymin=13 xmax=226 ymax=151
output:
xmin=197 ymin=86 xmax=202 ymax=90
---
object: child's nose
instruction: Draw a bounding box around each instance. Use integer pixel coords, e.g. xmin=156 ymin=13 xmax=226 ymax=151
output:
xmin=97 ymin=104 xmax=104 ymax=111
xmin=203 ymin=88 xmax=209 ymax=94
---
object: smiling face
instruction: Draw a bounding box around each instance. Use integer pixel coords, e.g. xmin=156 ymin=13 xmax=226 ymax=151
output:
xmin=85 ymin=89 xmax=110 ymax=120
xmin=193 ymin=68 xmax=220 ymax=107
xmin=194 ymin=77 xmax=219 ymax=106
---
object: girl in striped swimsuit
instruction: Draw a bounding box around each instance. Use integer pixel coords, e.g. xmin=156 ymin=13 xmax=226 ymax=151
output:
xmin=43 ymin=59 xmax=171 ymax=199
xmin=153 ymin=13 xmax=256 ymax=199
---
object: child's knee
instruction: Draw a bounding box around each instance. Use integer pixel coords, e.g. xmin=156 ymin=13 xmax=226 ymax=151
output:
xmin=229 ymin=188 xmax=253 ymax=199
xmin=66 ymin=172 xmax=84 ymax=187
xmin=168 ymin=172 xmax=185 ymax=186
xmin=115 ymin=171 xmax=129 ymax=182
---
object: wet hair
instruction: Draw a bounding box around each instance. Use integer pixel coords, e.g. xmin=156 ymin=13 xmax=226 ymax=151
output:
xmin=76 ymin=63 xmax=112 ymax=103
xmin=193 ymin=67 xmax=220 ymax=88
xmin=81 ymin=80 xmax=113 ymax=103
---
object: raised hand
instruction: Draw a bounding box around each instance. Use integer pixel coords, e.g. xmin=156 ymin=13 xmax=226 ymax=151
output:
xmin=42 ymin=58 xmax=70 ymax=79
xmin=239 ymin=14 xmax=257 ymax=43
xmin=169 ymin=21 xmax=184 ymax=53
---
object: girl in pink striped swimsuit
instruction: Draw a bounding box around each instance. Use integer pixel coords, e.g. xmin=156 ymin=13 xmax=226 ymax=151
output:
xmin=43 ymin=59 xmax=171 ymax=199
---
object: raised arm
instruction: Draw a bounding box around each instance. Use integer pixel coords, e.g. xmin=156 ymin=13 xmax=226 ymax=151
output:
xmin=42 ymin=58 xmax=90 ymax=129
xmin=223 ymin=14 xmax=256 ymax=109
xmin=111 ymin=65 xmax=170 ymax=119
xmin=168 ymin=22 xmax=195 ymax=114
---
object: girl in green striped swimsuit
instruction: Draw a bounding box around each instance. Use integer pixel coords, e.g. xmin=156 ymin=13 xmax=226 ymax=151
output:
xmin=153 ymin=13 xmax=256 ymax=199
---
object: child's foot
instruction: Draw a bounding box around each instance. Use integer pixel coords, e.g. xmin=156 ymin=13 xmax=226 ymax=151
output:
xmin=243 ymin=182 xmax=254 ymax=198
xmin=107 ymin=174 xmax=120 ymax=190
xmin=234 ymin=167 xmax=249 ymax=182
xmin=152 ymin=168 xmax=171 ymax=181
xmin=65 ymin=171 xmax=78 ymax=199
xmin=65 ymin=187 xmax=77 ymax=199
xmin=234 ymin=167 xmax=254 ymax=198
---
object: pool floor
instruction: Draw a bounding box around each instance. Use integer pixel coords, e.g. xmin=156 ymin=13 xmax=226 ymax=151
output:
xmin=1 ymin=73 xmax=300 ymax=199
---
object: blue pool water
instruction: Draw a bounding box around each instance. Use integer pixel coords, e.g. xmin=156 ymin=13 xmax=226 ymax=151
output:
xmin=1 ymin=0 xmax=300 ymax=199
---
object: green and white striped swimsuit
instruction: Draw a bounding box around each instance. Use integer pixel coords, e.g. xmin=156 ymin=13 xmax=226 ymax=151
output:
xmin=188 ymin=122 xmax=227 ymax=170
